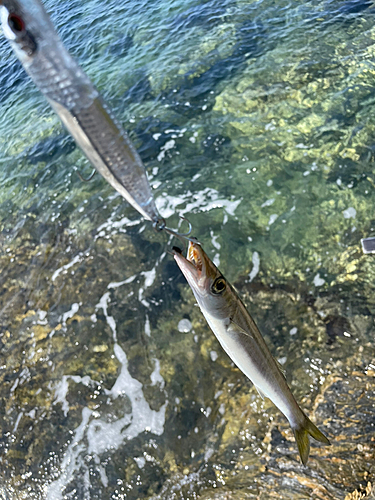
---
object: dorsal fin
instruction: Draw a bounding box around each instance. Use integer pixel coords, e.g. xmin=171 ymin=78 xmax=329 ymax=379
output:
xmin=275 ymin=358 xmax=287 ymax=378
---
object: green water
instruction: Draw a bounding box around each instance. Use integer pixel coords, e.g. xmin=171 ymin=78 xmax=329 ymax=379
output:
xmin=0 ymin=0 xmax=374 ymax=498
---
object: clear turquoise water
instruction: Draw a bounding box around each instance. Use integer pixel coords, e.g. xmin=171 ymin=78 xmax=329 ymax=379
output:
xmin=0 ymin=0 xmax=375 ymax=498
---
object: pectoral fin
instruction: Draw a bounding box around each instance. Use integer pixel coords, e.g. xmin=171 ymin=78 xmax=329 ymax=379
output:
xmin=227 ymin=319 xmax=254 ymax=340
xmin=254 ymin=385 xmax=266 ymax=400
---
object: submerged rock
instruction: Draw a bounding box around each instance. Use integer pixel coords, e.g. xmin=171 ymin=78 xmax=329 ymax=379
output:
xmin=0 ymin=0 xmax=374 ymax=498
xmin=0 ymin=211 xmax=373 ymax=500
xmin=25 ymin=135 xmax=76 ymax=165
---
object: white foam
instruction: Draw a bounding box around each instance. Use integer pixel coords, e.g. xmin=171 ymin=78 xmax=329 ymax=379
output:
xmin=261 ymin=198 xmax=275 ymax=207
xmin=157 ymin=139 xmax=175 ymax=161
xmin=51 ymin=254 xmax=83 ymax=282
xmin=47 ymin=343 xmax=167 ymax=498
xmin=61 ymin=303 xmax=80 ymax=326
xmin=134 ymin=456 xmax=146 ymax=468
xmin=142 ymin=268 xmax=156 ymax=288
xmin=155 ymin=187 xmax=241 ymax=220
xmin=108 ymin=275 xmax=137 ymax=288
xmin=87 ymin=343 xmax=167 ymax=454
xmin=95 ymin=213 xmax=140 ymax=239
xmin=46 ymin=407 xmax=92 ymax=500
xmin=145 ymin=314 xmax=151 ymax=337
xmin=37 ymin=309 xmax=48 ymax=325
xmin=213 ymin=253 xmax=220 ymax=267
xmin=13 ymin=412 xmax=23 ymax=433
xmin=95 ymin=292 xmax=117 ymax=341
xmin=268 ymin=214 xmax=278 ymax=226
xmin=150 ymin=358 xmax=165 ymax=389
xmin=211 ymin=232 xmax=221 ymax=250
xmin=54 ymin=375 xmax=95 ymax=417
xmin=248 ymin=252 xmax=260 ymax=282
xmin=97 ymin=465 xmax=108 ymax=488
xmin=47 ymin=262 xmax=170 ymax=496
xmin=138 ymin=289 xmax=149 ymax=307
xmin=204 ymin=447 xmax=215 ymax=462
xmin=54 ymin=376 xmax=70 ymax=417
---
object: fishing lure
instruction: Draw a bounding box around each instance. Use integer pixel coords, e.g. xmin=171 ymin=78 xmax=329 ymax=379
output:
xmin=0 ymin=0 xmax=185 ymax=237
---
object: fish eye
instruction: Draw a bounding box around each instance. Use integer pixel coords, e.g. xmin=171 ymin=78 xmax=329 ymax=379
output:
xmin=211 ymin=277 xmax=226 ymax=294
xmin=1 ymin=8 xmax=37 ymax=55
xmin=8 ymin=13 xmax=25 ymax=34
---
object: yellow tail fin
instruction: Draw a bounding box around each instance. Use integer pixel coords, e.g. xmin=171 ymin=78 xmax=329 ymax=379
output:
xmin=293 ymin=415 xmax=331 ymax=465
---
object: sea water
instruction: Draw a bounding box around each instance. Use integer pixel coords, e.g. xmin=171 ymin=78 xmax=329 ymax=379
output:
xmin=0 ymin=0 xmax=374 ymax=498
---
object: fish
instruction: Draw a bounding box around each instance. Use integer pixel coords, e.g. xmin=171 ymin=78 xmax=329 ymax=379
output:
xmin=173 ymin=241 xmax=331 ymax=465
xmin=0 ymin=0 xmax=164 ymax=227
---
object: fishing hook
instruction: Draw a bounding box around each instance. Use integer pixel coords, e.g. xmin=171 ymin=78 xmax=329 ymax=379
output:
xmin=76 ymin=168 xmax=96 ymax=182
xmin=153 ymin=216 xmax=200 ymax=247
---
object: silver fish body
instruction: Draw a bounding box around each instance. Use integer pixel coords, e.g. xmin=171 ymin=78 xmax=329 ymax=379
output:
xmin=0 ymin=0 xmax=162 ymax=224
xmin=173 ymin=242 xmax=330 ymax=465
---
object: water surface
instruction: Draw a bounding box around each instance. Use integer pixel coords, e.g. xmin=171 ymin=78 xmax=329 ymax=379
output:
xmin=0 ymin=0 xmax=374 ymax=498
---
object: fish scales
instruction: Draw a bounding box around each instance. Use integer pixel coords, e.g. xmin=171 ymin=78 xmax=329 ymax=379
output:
xmin=173 ymin=241 xmax=330 ymax=465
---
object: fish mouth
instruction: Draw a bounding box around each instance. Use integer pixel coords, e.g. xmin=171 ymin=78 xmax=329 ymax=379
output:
xmin=172 ymin=240 xmax=205 ymax=282
xmin=187 ymin=241 xmax=204 ymax=271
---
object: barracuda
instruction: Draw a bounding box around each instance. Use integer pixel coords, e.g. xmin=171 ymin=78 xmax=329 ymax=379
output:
xmin=173 ymin=241 xmax=330 ymax=465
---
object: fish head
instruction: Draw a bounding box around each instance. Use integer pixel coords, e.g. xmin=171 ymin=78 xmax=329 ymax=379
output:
xmin=173 ymin=240 xmax=235 ymax=320
xmin=1 ymin=0 xmax=38 ymax=61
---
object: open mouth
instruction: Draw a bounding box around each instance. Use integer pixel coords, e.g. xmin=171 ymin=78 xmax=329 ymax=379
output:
xmin=172 ymin=241 xmax=203 ymax=274
xmin=187 ymin=242 xmax=203 ymax=271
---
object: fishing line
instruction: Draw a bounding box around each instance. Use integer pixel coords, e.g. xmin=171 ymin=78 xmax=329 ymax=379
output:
xmin=76 ymin=168 xmax=96 ymax=182
xmin=153 ymin=216 xmax=201 ymax=248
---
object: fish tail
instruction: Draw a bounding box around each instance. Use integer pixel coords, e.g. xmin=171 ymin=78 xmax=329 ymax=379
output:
xmin=293 ymin=414 xmax=331 ymax=465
